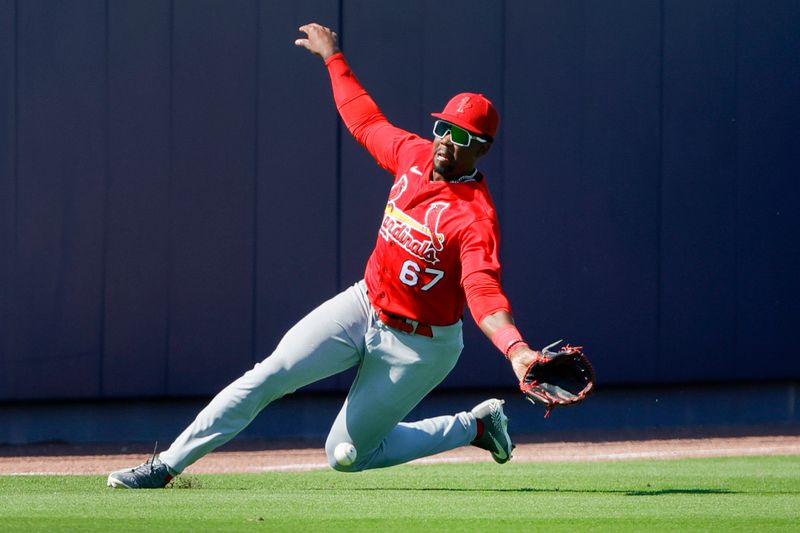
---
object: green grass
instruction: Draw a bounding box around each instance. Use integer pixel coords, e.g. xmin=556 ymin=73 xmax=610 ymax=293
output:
xmin=1 ymin=456 xmax=799 ymax=532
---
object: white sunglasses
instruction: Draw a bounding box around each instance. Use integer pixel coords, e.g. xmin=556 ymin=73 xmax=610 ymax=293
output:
xmin=432 ymin=120 xmax=487 ymax=147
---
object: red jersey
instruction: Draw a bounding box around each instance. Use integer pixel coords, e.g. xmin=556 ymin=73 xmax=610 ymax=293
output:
xmin=326 ymin=53 xmax=509 ymax=326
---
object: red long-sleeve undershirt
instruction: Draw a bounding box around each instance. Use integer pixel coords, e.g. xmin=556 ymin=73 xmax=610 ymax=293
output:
xmin=325 ymin=52 xmax=511 ymax=325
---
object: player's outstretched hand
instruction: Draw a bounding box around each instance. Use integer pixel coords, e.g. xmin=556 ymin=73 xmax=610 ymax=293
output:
xmin=508 ymin=345 xmax=540 ymax=383
xmin=295 ymin=23 xmax=339 ymax=60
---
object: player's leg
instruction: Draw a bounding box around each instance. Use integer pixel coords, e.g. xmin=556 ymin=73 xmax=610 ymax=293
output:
xmin=324 ymin=320 xmax=478 ymax=471
xmin=108 ymin=282 xmax=370 ymax=487
xmin=158 ymin=282 xmax=371 ymax=474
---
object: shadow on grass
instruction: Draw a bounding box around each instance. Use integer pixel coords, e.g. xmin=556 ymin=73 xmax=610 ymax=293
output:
xmin=318 ymin=486 xmax=739 ymax=496
xmin=623 ymin=488 xmax=735 ymax=496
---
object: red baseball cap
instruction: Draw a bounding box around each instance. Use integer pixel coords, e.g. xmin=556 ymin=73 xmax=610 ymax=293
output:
xmin=431 ymin=93 xmax=499 ymax=139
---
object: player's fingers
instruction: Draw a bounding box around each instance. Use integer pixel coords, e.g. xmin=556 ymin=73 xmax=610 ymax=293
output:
xmin=294 ymin=38 xmax=310 ymax=48
xmin=297 ymin=24 xmax=320 ymax=39
xmin=299 ymin=22 xmax=324 ymax=33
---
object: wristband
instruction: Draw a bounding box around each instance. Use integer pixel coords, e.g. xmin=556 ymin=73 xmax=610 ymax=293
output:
xmin=490 ymin=324 xmax=528 ymax=359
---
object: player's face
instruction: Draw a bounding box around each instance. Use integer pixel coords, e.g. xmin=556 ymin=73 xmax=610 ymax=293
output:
xmin=431 ymin=126 xmax=491 ymax=181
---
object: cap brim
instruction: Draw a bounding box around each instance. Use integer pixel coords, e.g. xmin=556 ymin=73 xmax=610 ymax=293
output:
xmin=431 ymin=112 xmax=488 ymax=138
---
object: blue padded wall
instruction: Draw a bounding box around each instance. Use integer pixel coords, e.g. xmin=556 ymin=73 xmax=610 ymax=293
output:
xmin=10 ymin=1 xmax=107 ymax=399
xmin=0 ymin=0 xmax=798 ymax=400
xmin=103 ymin=0 xmax=171 ymax=396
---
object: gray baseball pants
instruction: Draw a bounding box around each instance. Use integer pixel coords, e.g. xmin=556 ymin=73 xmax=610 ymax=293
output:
xmin=159 ymin=280 xmax=478 ymax=473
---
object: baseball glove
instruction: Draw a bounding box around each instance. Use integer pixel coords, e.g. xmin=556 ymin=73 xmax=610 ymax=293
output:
xmin=519 ymin=340 xmax=595 ymax=418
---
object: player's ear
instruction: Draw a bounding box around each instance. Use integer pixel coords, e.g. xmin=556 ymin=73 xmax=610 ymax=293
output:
xmin=475 ymin=140 xmax=492 ymax=159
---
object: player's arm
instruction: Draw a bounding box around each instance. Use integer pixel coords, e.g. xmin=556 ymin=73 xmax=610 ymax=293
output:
xmin=478 ymin=309 xmax=539 ymax=383
xmin=294 ymin=23 xmax=415 ymax=174
xmin=464 ymin=272 xmax=539 ymax=382
xmin=460 ymin=217 xmax=539 ymax=381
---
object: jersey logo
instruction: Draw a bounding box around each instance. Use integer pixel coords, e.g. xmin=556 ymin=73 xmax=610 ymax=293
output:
xmin=380 ymin=175 xmax=449 ymax=264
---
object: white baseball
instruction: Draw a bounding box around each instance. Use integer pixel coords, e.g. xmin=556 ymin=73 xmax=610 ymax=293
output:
xmin=333 ymin=442 xmax=357 ymax=466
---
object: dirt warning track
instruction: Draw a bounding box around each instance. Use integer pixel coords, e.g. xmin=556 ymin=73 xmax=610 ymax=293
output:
xmin=1 ymin=435 xmax=799 ymax=476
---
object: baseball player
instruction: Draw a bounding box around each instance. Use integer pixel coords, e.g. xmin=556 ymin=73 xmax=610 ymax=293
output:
xmin=107 ymin=22 xmax=540 ymax=489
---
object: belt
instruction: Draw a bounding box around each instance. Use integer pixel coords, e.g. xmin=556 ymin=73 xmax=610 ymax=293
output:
xmin=376 ymin=308 xmax=433 ymax=337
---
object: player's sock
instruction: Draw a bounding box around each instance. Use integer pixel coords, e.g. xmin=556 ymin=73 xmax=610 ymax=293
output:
xmin=473 ymin=419 xmax=485 ymax=441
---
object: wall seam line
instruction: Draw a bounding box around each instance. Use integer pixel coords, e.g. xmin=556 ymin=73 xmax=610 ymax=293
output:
xmin=251 ymin=0 xmax=260 ymax=364
xmin=99 ymin=0 xmax=111 ymax=396
xmin=335 ymin=0 xmax=344 ymax=293
xmin=164 ymin=0 xmax=175 ymax=395
xmin=655 ymin=0 xmax=665 ymax=379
